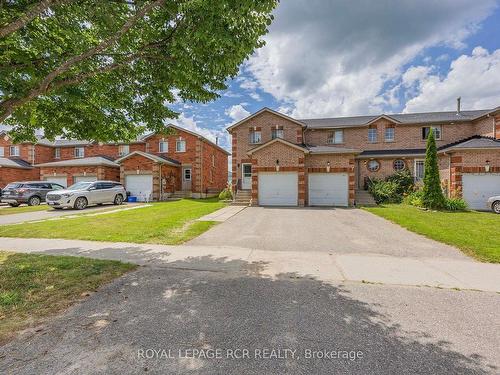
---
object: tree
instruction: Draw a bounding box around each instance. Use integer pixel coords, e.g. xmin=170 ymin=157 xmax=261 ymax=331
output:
xmin=422 ymin=128 xmax=445 ymax=209
xmin=0 ymin=0 xmax=277 ymax=142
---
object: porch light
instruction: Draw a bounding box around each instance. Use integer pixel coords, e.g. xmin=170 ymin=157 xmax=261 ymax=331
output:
xmin=326 ymin=161 xmax=331 ymax=173
xmin=485 ymin=160 xmax=491 ymax=173
xmin=276 ymin=159 xmax=280 ymax=172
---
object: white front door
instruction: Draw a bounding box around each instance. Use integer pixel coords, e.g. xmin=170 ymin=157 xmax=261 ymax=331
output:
xmin=125 ymin=174 xmax=153 ymax=201
xmin=308 ymin=173 xmax=349 ymax=207
xmin=414 ymin=160 xmax=425 ymax=181
xmin=182 ymin=167 xmax=192 ymax=190
xmin=462 ymin=173 xmax=500 ymax=210
xmin=44 ymin=176 xmax=67 ymax=188
xmin=258 ymin=172 xmax=298 ymax=206
xmin=242 ymin=163 xmax=252 ymax=190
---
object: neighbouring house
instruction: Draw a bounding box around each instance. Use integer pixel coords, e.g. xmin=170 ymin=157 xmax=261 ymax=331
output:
xmin=227 ymin=104 xmax=500 ymax=209
xmin=0 ymin=124 xmax=229 ymax=201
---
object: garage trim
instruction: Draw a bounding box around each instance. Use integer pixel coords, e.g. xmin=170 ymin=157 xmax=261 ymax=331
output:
xmin=308 ymin=172 xmax=349 ymax=207
xmin=258 ymin=172 xmax=298 ymax=206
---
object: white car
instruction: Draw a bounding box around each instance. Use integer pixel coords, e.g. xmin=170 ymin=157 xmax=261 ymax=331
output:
xmin=46 ymin=181 xmax=126 ymax=210
xmin=487 ymin=196 xmax=500 ymax=214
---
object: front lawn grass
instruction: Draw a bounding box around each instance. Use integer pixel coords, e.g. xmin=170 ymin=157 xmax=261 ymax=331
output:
xmin=364 ymin=204 xmax=500 ymax=263
xmin=0 ymin=251 xmax=136 ymax=343
xmin=0 ymin=198 xmax=226 ymax=244
xmin=0 ymin=204 xmax=50 ymax=216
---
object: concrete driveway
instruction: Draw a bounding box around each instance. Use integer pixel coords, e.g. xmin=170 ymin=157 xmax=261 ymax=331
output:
xmin=189 ymin=207 xmax=468 ymax=259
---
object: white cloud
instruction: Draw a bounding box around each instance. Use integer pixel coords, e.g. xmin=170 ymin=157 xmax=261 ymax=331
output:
xmin=225 ymin=104 xmax=251 ymax=122
xmin=167 ymin=113 xmax=229 ymax=150
xmin=403 ymin=47 xmax=500 ymax=112
xmin=246 ymin=0 xmax=497 ymax=117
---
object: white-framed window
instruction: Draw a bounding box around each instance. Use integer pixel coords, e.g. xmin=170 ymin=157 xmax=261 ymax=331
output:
xmin=74 ymin=147 xmax=84 ymax=158
xmin=176 ymin=139 xmax=186 ymax=152
xmin=414 ymin=160 xmax=425 ymax=180
xmin=118 ymin=144 xmax=130 ymax=156
xmin=271 ymin=128 xmax=284 ymax=139
xmin=422 ymin=126 xmax=442 ymax=140
xmin=385 ymin=127 xmax=395 ymax=142
xmin=249 ymin=130 xmax=261 ymax=144
xmin=0 ymin=146 xmax=4 ymax=157
xmin=10 ymin=145 xmax=20 ymax=157
xmin=368 ymin=128 xmax=378 ymax=143
xmin=367 ymin=160 xmax=380 ymax=172
xmin=327 ymin=130 xmax=344 ymax=144
xmin=393 ymin=159 xmax=406 ymax=171
xmin=54 ymin=147 xmax=61 ymax=159
xmin=159 ymin=140 xmax=168 ymax=153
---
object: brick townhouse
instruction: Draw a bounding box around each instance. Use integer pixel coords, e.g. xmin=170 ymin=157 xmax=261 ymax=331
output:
xmin=0 ymin=124 xmax=229 ymax=201
xmin=227 ymin=105 xmax=500 ymax=209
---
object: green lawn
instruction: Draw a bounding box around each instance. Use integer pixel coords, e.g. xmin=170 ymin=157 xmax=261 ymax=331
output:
xmin=0 ymin=198 xmax=226 ymax=244
xmin=0 ymin=204 xmax=50 ymax=216
xmin=0 ymin=251 xmax=135 ymax=343
xmin=364 ymin=204 xmax=500 ymax=263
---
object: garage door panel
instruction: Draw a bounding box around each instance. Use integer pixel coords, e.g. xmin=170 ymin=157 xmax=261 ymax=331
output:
xmin=308 ymin=173 xmax=348 ymax=207
xmin=462 ymin=174 xmax=500 ymax=210
xmin=125 ymin=174 xmax=153 ymax=202
xmin=74 ymin=175 xmax=97 ymax=184
xmin=43 ymin=176 xmax=67 ymax=188
xmin=258 ymin=173 xmax=298 ymax=206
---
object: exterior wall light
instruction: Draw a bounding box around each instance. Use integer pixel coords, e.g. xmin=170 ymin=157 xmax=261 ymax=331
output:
xmin=485 ymin=160 xmax=491 ymax=173
xmin=276 ymin=159 xmax=280 ymax=172
xmin=326 ymin=161 xmax=331 ymax=173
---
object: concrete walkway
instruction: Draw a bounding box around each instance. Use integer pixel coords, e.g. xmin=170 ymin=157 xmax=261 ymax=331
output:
xmin=2 ymin=237 xmax=499 ymax=292
xmin=196 ymin=205 xmax=246 ymax=222
xmin=0 ymin=203 xmax=147 ymax=225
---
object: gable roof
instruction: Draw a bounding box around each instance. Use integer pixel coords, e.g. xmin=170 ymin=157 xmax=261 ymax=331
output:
xmin=35 ymin=156 xmax=120 ymax=168
xmin=114 ymin=151 xmax=181 ymax=166
xmin=226 ymin=107 xmax=306 ymax=132
xmin=142 ymin=124 xmax=230 ymax=155
xmin=247 ymin=138 xmax=309 ymax=155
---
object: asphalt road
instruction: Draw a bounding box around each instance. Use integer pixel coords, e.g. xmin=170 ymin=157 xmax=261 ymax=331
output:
xmin=1 ymin=257 xmax=498 ymax=374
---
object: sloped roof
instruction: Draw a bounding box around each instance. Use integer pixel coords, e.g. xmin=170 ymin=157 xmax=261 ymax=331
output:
xmin=358 ymin=149 xmax=426 ymax=158
xmin=226 ymin=107 xmax=307 ymax=132
xmin=0 ymin=157 xmax=33 ymax=169
xmin=35 ymin=156 xmax=119 ymax=168
xmin=114 ymin=151 xmax=181 ymax=166
xmin=439 ymin=135 xmax=500 ymax=152
xmin=247 ymin=138 xmax=309 ymax=155
xmin=307 ymin=145 xmax=360 ymax=154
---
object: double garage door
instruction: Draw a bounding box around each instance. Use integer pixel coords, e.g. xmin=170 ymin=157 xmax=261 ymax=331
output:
xmin=462 ymin=174 xmax=500 ymax=210
xmin=257 ymin=172 xmax=348 ymax=207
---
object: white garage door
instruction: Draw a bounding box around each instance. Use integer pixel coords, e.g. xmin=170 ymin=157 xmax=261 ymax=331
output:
xmin=258 ymin=172 xmax=298 ymax=206
xmin=125 ymin=174 xmax=153 ymax=202
xmin=308 ymin=173 xmax=349 ymax=207
xmin=462 ymin=173 xmax=500 ymax=210
xmin=44 ymin=176 xmax=67 ymax=188
xmin=73 ymin=175 xmax=97 ymax=184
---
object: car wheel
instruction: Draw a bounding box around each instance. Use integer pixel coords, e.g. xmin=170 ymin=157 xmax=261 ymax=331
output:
xmin=28 ymin=196 xmax=41 ymax=206
xmin=74 ymin=197 xmax=88 ymax=210
xmin=493 ymin=201 xmax=500 ymax=214
xmin=114 ymin=194 xmax=124 ymax=205
xmin=8 ymin=202 xmax=20 ymax=207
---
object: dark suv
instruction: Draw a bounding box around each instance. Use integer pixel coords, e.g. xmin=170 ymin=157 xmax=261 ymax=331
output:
xmin=1 ymin=181 xmax=65 ymax=207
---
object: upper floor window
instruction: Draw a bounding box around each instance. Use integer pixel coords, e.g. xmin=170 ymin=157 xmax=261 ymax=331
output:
xmin=422 ymin=126 xmax=442 ymax=140
xmin=159 ymin=140 xmax=168 ymax=153
xmin=54 ymin=147 xmax=61 ymax=159
xmin=368 ymin=127 xmax=378 ymax=143
xmin=385 ymin=127 xmax=395 ymax=142
xmin=249 ymin=130 xmax=261 ymax=144
xmin=10 ymin=145 xmax=20 ymax=157
xmin=0 ymin=146 xmax=4 ymax=157
xmin=327 ymin=130 xmax=343 ymax=144
xmin=74 ymin=147 xmax=84 ymax=158
xmin=176 ymin=139 xmax=186 ymax=152
xmin=271 ymin=128 xmax=284 ymax=140
xmin=118 ymin=144 xmax=130 ymax=156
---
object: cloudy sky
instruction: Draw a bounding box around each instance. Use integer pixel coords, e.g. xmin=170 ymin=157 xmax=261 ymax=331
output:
xmin=169 ymin=0 xmax=500 ymax=151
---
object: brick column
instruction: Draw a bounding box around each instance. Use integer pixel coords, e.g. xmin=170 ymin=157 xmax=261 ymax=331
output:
xmin=449 ymin=156 xmax=462 ymax=198
xmin=348 ymin=158 xmax=356 ymax=206
xmin=251 ymin=158 xmax=258 ymax=206
xmin=231 ymin=134 xmax=237 ymax=192
xmin=152 ymin=163 xmax=160 ymax=200
xmin=298 ymin=157 xmax=305 ymax=206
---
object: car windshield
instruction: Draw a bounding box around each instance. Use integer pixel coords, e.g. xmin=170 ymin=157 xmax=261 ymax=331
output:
xmin=67 ymin=182 xmax=93 ymax=190
xmin=4 ymin=183 xmax=23 ymax=189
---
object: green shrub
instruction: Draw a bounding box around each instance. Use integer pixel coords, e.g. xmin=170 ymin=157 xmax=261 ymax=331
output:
xmin=386 ymin=170 xmax=414 ymax=195
xmin=444 ymin=197 xmax=468 ymax=211
xmin=218 ymin=188 xmax=233 ymax=201
xmin=403 ymin=190 xmax=424 ymax=207
xmin=367 ymin=169 xmax=415 ymax=204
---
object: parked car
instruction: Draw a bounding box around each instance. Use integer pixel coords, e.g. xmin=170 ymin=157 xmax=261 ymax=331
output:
xmin=487 ymin=196 xmax=500 ymax=214
xmin=0 ymin=181 xmax=65 ymax=207
xmin=45 ymin=181 xmax=126 ymax=210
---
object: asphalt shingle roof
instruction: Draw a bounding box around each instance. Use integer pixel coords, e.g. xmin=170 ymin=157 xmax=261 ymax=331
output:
xmin=0 ymin=157 xmax=34 ymax=169
xmin=35 ymin=156 xmax=119 ymax=168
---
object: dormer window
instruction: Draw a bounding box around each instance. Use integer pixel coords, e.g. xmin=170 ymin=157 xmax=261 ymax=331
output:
xmin=422 ymin=126 xmax=442 ymax=140
xmin=249 ymin=130 xmax=261 ymax=144
xmin=271 ymin=127 xmax=284 ymax=139
xmin=385 ymin=126 xmax=395 ymax=142
xmin=9 ymin=145 xmax=20 ymax=157
xmin=327 ymin=130 xmax=343 ymax=144
xmin=74 ymin=147 xmax=84 ymax=158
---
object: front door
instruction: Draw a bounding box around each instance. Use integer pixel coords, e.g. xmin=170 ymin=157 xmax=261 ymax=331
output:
xmin=242 ymin=163 xmax=252 ymax=190
xmin=182 ymin=167 xmax=192 ymax=191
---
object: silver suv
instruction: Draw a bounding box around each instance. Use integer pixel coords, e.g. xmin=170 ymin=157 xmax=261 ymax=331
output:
xmin=46 ymin=181 xmax=126 ymax=210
